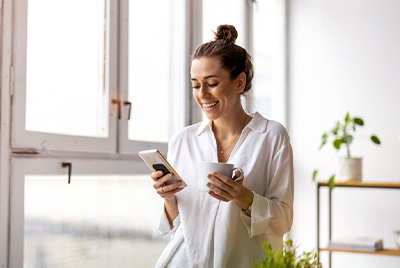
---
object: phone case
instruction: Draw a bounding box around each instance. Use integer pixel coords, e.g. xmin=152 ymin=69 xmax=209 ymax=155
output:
xmin=139 ymin=149 xmax=187 ymax=187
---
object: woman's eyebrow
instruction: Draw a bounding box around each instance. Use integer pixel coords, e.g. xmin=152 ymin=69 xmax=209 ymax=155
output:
xmin=191 ymin=75 xmax=219 ymax=81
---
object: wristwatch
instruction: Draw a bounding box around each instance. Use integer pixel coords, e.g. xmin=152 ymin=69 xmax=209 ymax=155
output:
xmin=242 ymin=204 xmax=252 ymax=217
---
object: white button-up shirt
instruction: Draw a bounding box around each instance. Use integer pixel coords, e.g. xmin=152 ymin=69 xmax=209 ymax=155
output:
xmin=156 ymin=112 xmax=294 ymax=268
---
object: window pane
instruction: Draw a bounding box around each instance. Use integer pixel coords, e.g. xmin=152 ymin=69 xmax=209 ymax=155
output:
xmin=25 ymin=0 xmax=108 ymax=137
xmin=24 ymin=175 xmax=167 ymax=267
xmin=128 ymin=0 xmax=172 ymax=143
xmin=252 ymin=0 xmax=276 ymax=118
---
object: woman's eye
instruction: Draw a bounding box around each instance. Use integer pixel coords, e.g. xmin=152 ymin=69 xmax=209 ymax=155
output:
xmin=209 ymin=83 xmax=218 ymax=87
xmin=192 ymin=85 xmax=200 ymax=89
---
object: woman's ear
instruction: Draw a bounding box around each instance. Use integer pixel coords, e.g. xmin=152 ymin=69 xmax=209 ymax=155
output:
xmin=236 ymin=72 xmax=246 ymax=94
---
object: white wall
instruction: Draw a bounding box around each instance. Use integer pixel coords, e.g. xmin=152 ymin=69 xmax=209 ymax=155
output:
xmin=289 ymin=0 xmax=400 ymax=267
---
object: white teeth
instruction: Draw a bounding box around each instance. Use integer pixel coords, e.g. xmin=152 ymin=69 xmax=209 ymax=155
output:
xmin=203 ymin=102 xmax=218 ymax=108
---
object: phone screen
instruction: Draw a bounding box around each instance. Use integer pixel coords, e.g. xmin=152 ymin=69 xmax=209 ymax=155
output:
xmin=152 ymin=164 xmax=171 ymax=176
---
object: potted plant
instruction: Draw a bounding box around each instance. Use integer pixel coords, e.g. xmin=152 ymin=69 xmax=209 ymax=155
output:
xmin=254 ymin=239 xmax=322 ymax=268
xmin=312 ymin=112 xmax=381 ymax=189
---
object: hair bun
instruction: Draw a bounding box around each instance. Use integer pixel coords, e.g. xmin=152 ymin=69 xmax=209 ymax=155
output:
xmin=214 ymin=25 xmax=238 ymax=44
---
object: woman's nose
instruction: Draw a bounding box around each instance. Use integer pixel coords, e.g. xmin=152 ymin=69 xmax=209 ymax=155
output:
xmin=199 ymin=85 xmax=209 ymax=98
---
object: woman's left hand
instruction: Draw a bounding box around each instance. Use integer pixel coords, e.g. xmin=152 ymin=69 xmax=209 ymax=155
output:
xmin=207 ymin=170 xmax=254 ymax=209
xmin=207 ymin=170 xmax=243 ymax=201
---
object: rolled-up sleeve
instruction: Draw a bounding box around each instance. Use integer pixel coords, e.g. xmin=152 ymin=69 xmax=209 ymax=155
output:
xmin=158 ymin=205 xmax=181 ymax=235
xmin=240 ymin=143 xmax=294 ymax=238
xmin=157 ymin=135 xmax=182 ymax=236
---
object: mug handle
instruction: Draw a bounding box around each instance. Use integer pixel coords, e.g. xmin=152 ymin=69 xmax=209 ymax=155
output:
xmin=233 ymin=167 xmax=244 ymax=181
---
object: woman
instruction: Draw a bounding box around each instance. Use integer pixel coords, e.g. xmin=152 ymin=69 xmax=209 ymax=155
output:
xmin=151 ymin=25 xmax=294 ymax=268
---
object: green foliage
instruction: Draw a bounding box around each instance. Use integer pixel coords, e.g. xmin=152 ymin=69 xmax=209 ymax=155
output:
xmin=318 ymin=113 xmax=380 ymax=158
xmin=312 ymin=170 xmax=318 ymax=181
xmin=254 ymin=240 xmax=322 ymax=268
xmin=313 ymin=112 xmax=381 ymax=189
xmin=371 ymin=135 xmax=380 ymax=145
xmin=328 ymin=175 xmax=335 ymax=190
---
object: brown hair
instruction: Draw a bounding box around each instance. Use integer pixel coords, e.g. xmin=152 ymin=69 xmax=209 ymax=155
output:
xmin=192 ymin=25 xmax=254 ymax=93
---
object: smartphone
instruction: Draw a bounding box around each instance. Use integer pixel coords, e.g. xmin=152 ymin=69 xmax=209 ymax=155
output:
xmin=139 ymin=149 xmax=187 ymax=188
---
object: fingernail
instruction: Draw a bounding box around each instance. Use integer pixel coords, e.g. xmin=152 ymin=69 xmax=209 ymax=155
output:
xmin=177 ymin=181 xmax=182 ymax=185
xmin=207 ymin=174 xmax=211 ymax=178
xmin=213 ymin=172 xmax=218 ymax=176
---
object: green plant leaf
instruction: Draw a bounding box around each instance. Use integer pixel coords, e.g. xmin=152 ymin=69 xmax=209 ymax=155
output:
xmin=254 ymin=239 xmax=322 ymax=268
xmin=371 ymin=135 xmax=381 ymax=145
xmin=319 ymin=133 xmax=328 ymax=149
xmin=354 ymin=117 xmax=364 ymax=126
xmin=331 ymin=122 xmax=340 ymax=135
xmin=345 ymin=112 xmax=350 ymax=123
xmin=312 ymin=170 xmax=318 ymax=181
xmin=342 ymin=135 xmax=353 ymax=145
xmin=333 ymin=139 xmax=342 ymax=150
xmin=328 ymin=175 xmax=335 ymax=190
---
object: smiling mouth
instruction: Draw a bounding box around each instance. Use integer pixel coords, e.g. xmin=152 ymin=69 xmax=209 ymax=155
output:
xmin=203 ymin=101 xmax=219 ymax=109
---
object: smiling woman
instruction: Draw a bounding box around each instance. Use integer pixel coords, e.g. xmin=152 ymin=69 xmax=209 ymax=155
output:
xmin=1 ymin=0 xmax=286 ymax=265
xmin=191 ymin=57 xmax=246 ymax=121
xmin=146 ymin=25 xmax=294 ymax=268
xmin=191 ymin=25 xmax=254 ymax=162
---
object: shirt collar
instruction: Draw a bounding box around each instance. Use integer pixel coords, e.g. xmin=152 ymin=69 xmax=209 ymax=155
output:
xmin=197 ymin=120 xmax=212 ymax=136
xmin=197 ymin=112 xmax=267 ymax=136
xmin=247 ymin=112 xmax=268 ymax=133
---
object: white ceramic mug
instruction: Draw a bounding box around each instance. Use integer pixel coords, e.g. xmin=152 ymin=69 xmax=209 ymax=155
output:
xmin=197 ymin=162 xmax=244 ymax=192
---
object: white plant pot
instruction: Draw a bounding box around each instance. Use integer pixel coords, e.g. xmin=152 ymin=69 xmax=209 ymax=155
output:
xmin=336 ymin=157 xmax=362 ymax=181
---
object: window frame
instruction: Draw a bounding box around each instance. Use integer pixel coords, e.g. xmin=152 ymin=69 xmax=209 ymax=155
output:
xmin=8 ymin=156 xmax=149 ymax=267
xmin=11 ymin=0 xmax=119 ymax=154
xmin=117 ymin=0 xmax=192 ymax=155
xmin=117 ymin=0 xmax=172 ymax=155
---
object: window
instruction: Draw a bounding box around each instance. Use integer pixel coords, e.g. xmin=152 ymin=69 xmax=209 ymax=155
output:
xmin=128 ymin=0 xmax=172 ymax=143
xmin=12 ymin=0 xmax=187 ymax=154
xmin=12 ymin=0 xmax=117 ymax=153
xmin=118 ymin=0 xmax=187 ymax=154
xmin=25 ymin=0 xmax=108 ymax=138
xmin=10 ymin=158 xmax=167 ymax=267
xmin=252 ymin=0 xmax=287 ymax=125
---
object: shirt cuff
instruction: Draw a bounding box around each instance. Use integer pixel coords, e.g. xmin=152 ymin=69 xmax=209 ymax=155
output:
xmin=240 ymin=191 xmax=272 ymax=238
xmin=158 ymin=205 xmax=181 ymax=235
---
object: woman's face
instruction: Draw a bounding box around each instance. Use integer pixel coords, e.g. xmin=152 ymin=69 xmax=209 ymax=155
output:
xmin=190 ymin=57 xmax=245 ymax=121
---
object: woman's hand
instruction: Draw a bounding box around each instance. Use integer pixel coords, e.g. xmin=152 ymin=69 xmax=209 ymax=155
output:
xmin=151 ymin=171 xmax=183 ymax=228
xmin=151 ymin=171 xmax=184 ymax=200
xmin=207 ymin=170 xmax=254 ymax=209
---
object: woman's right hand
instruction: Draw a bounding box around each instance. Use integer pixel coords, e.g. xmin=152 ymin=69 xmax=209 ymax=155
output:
xmin=151 ymin=171 xmax=184 ymax=200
